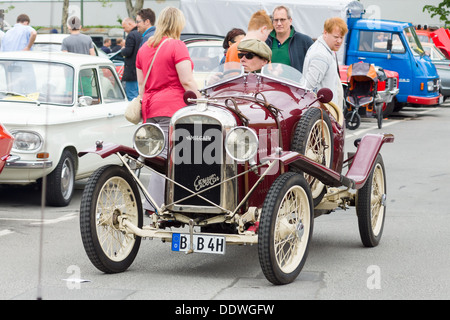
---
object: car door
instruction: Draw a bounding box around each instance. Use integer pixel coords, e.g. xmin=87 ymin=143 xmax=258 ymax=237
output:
xmin=347 ymin=30 xmax=413 ymax=101
xmin=74 ymin=65 xmax=134 ymax=175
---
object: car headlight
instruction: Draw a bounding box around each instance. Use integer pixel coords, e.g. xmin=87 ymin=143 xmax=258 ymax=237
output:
xmin=427 ymin=80 xmax=435 ymax=91
xmin=11 ymin=131 xmax=43 ymax=152
xmin=133 ymin=123 xmax=165 ymax=158
xmin=225 ymin=127 xmax=258 ymax=162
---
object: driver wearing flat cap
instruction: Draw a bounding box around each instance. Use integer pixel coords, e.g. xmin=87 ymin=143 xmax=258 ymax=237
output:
xmin=238 ymin=38 xmax=272 ymax=72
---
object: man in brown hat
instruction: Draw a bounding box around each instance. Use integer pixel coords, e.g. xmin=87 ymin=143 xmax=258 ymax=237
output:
xmin=237 ymin=38 xmax=272 ymax=72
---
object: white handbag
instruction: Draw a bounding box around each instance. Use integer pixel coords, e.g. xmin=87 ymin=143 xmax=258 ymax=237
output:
xmin=125 ymin=39 xmax=168 ymax=124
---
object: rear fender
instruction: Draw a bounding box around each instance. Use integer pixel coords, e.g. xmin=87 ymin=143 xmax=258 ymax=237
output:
xmin=345 ymin=133 xmax=394 ymax=189
xmin=264 ymin=133 xmax=394 ymax=190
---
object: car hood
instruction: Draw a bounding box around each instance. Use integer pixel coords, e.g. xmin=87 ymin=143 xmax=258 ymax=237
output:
xmin=0 ymin=102 xmax=75 ymax=126
xmin=431 ymin=28 xmax=450 ymax=59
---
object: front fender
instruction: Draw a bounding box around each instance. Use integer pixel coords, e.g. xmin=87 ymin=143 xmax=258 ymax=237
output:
xmin=78 ymin=142 xmax=166 ymax=174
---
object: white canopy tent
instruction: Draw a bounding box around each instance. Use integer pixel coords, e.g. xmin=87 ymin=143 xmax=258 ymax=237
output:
xmin=180 ymin=0 xmax=364 ymax=39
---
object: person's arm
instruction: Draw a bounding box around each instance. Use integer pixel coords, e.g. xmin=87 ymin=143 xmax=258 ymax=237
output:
xmin=89 ymin=47 xmax=95 ymax=56
xmin=136 ymin=67 xmax=144 ymax=97
xmin=175 ymin=60 xmax=200 ymax=98
xmin=121 ymin=34 xmax=136 ymax=58
xmin=303 ymin=56 xmax=328 ymax=90
xmin=24 ymin=29 xmax=37 ymax=51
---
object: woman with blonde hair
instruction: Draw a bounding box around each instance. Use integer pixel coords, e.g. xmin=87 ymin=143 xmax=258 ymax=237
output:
xmin=136 ymin=6 xmax=200 ymax=214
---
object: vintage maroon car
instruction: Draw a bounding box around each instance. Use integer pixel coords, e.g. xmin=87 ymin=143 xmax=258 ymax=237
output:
xmin=0 ymin=123 xmax=13 ymax=174
xmin=79 ymin=63 xmax=394 ymax=285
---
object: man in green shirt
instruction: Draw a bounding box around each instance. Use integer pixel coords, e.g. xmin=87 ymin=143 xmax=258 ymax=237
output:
xmin=266 ymin=6 xmax=313 ymax=73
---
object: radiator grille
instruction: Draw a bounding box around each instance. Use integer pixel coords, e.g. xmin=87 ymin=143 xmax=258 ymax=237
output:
xmin=173 ymin=123 xmax=223 ymax=206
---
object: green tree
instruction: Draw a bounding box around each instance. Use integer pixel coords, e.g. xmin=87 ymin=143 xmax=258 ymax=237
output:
xmin=423 ymin=1 xmax=450 ymax=27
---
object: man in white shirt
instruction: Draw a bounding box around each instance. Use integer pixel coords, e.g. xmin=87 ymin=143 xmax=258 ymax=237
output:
xmin=302 ymin=17 xmax=348 ymax=109
xmin=1 ymin=14 xmax=37 ymax=52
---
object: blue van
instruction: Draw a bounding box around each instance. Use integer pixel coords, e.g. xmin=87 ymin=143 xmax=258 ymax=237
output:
xmin=346 ymin=19 xmax=441 ymax=110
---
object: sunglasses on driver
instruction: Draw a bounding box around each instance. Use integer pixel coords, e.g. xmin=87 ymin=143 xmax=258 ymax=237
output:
xmin=238 ymin=52 xmax=260 ymax=60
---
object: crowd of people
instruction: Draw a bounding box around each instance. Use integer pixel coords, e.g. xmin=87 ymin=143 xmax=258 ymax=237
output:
xmin=0 ymin=5 xmax=348 ymax=216
xmin=0 ymin=6 xmax=347 ymax=108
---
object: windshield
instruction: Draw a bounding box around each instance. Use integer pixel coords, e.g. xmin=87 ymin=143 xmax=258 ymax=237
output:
xmin=203 ymin=62 xmax=244 ymax=88
xmin=203 ymin=62 xmax=304 ymax=89
xmin=0 ymin=60 xmax=74 ymax=105
xmin=261 ymin=63 xmax=303 ymax=86
xmin=404 ymin=26 xmax=425 ymax=56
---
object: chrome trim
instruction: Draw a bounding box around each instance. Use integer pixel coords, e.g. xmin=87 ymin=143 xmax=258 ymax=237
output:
xmin=6 ymin=156 xmax=53 ymax=169
xmin=167 ymin=105 xmax=238 ymax=214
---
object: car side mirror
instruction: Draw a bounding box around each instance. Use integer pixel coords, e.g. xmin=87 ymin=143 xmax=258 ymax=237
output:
xmin=387 ymin=39 xmax=393 ymax=52
xmin=317 ymin=88 xmax=333 ymax=104
xmin=79 ymin=96 xmax=93 ymax=106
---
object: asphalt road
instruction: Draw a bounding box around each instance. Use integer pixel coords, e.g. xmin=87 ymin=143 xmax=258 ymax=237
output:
xmin=1 ymin=102 xmax=450 ymax=302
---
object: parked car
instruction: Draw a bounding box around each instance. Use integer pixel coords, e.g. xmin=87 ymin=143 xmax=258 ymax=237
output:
xmin=0 ymin=51 xmax=134 ymax=206
xmin=108 ymin=33 xmax=224 ymax=85
xmin=416 ymin=26 xmax=450 ymax=60
xmin=186 ymin=40 xmax=223 ymax=88
xmin=422 ymin=42 xmax=450 ymax=100
xmin=78 ymin=63 xmax=394 ymax=285
xmin=0 ymin=123 xmax=13 ymax=174
xmin=33 ymin=34 xmax=108 ymax=57
xmin=33 ymin=33 xmax=124 ymax=78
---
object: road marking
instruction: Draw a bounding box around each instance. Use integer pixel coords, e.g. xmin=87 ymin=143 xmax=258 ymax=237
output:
xmin=345 ymin=120 xmax=400 ymax=139
xmin=31 ymin=213 xmax=77 ymax=225
xmin=0 ymin=213 xmax=77 ymax=225
xmin=0 ymin=229 xmax=14 ymax=237
xmin=345 ymin=107 xmax=440 ymax=140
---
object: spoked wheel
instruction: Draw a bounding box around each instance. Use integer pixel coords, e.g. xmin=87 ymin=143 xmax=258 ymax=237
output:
xmin=80 ymin=165 xmax=143 ymax=273
xmin=345 ymin=111 xmax=361 ymax=130
xmin=291 ymin=107 xmax=333 ymax=206
xmin=356 ymin=154 xmax=386 ymax=247
xmin=258 ymin=172 xmax=314 ymax=285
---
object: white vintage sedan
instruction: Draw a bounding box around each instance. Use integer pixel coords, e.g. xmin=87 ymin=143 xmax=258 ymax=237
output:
xmin=0 ymin=51 xmax=135 ymax=206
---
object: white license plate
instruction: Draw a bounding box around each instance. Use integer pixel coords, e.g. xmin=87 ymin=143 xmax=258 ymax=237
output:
xmin=172 ymin=233 xmax=225 ymax=254
xmin=439 ymin=95 xmax=444 ymax=104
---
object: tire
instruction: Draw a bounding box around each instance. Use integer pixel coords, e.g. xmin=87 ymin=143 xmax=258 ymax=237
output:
xmin=46 ymin=150 xmax=75 ymax=207
xmin=258 ymin=172 xmax=314 ymax=285
xmin=383 ymin=101 xmax=395 ymax=118
xmin=80 ymin=165 xmax=143 ymax=273
xmin=393 ymin=99 xmax=405 ymax=112
xmin=345 ymin=111 xmax=361 ymax=130
xmin=356 ymin=154 xmax=386 ymax=247
xmin=291 ymin=107 xmax=333 ymax=206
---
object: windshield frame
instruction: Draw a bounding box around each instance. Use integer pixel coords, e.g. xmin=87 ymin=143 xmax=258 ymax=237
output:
xmin=202 ymin=62 xmax=305 ymax=91
xmin=403 ymin=26 xmax=425 ymax=56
